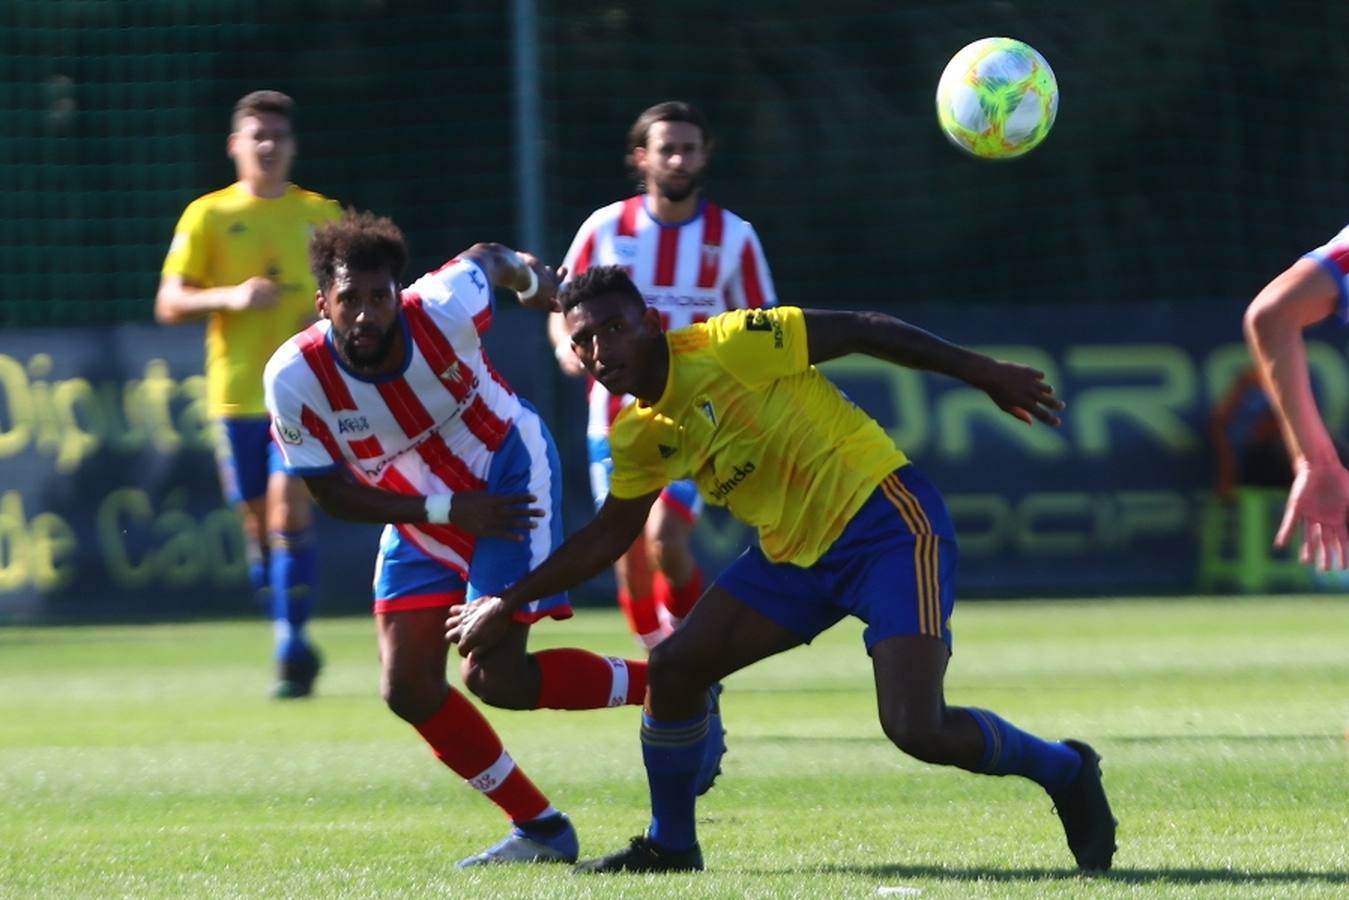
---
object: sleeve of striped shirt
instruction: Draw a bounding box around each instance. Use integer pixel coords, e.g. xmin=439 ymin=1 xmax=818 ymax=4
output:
xmin=560 ymin=207 xmax=606 ymax=284
xmin=411 ymin=258 xmax=495 ymax=345
xmin=263 ymin=354 xmax=344 ymax=475
xmin=1301 ymin=224 xmax=1349 ymax=322
xmin=723 ymin=222 xmax=777 ymax=310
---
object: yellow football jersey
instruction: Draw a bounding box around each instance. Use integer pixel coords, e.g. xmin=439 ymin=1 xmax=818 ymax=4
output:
xmin=609 ymin=306 xmax=910 ymax=566
xmin=161 ymin=182 xmax=342 ymax=416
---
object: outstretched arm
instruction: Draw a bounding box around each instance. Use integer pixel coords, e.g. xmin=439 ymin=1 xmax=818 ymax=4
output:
xmin=1243 ymin=257 xmax=1349 ymax=568
xmin=446 ymin=490 xmax=660 ymax=655
xmin=302 ymin=471 xmax=542 ymax=541
xmin=802 ymin=308 xmax=1063 ymax=427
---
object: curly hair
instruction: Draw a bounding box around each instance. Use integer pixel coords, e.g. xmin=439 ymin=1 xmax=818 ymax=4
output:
xmin=309 ymin=209 xmax=409 ymax=293
xmin=558 ymin=265 xmax=647 ymax=315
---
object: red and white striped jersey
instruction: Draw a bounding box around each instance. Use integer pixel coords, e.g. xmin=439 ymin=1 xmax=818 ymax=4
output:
xmin=562 ymin=195 xmax=777 ymax=435
xmin=263 ymin=258 xmax=518 ymax=576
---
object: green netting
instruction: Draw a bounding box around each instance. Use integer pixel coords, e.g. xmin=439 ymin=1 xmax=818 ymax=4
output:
xmin=3 ymin=1 xmax=1349 ymax=326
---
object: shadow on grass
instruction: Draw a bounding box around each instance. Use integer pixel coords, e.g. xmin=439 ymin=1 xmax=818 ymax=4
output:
xmin=796 ymin=863 xmax=1349 ymax=885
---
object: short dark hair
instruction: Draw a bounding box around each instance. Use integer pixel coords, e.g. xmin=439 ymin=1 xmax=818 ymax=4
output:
xmin=625 ymin=101 xmax=714 ymax=172
xmin=310 ymin=209 xmax=408 ymax=293
xmin=232 ymin=90 xmax=294 ymax=130
xmin=559 ymin=265 xmax=647 ymax=315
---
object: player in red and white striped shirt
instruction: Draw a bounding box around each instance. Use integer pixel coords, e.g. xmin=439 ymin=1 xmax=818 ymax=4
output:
xmin=263 ymin=210 xmax=658 ymax=867
xmin=548 ymin=101 xmax=778 ymax=649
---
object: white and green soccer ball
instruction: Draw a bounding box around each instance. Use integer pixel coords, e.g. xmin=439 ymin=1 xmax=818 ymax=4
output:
xmin=935 ymin=37 xmax=1058 ymax=160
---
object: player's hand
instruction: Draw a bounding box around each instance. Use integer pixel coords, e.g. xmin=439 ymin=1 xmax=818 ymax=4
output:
xmin=976 ymin=359 xmax=1064 ymax=427
xmin=450 ymin=492 xmax=544 ymax=540
xmin=1274 ymin=461 xmax=1349 ymax=570
xmin=446 ymin=596 xmax=512 ymax=657
xmin=515 ymin=252 xmax=564 ymax=313
xmin=228 ymin=276 xmax=280 ymax=312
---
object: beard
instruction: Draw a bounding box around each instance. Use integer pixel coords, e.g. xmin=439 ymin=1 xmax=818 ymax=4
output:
xmin=654 ymin=169 xmax=703 ymax=203
xmin=338 ymin=324 xmax=398 ymax=371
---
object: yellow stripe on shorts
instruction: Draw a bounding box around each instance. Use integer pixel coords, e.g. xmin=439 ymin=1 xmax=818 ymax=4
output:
xmin=880 ymin=473 xmax=942 ymax=639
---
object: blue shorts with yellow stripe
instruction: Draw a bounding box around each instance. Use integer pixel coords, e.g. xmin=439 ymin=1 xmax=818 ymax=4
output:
xmin=716 ymin=465 xmax=957 ymax=652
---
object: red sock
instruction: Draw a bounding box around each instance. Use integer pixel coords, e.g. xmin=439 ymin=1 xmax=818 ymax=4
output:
xmin=617 ymin=589 xmax=664 ymax=648
xmin=534 ymin=648 xmax=647 ymax=709
xmin=413 ymin=689 xmax=551 ymax=823
xmin=657 ymin=567 xmax=704 ymax=621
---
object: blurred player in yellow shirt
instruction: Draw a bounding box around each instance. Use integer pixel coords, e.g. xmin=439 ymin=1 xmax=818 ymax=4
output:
xmin=450 ymin=265 xmax=1117 ymax=874
xmin=156 ymin=90 xmax=341 ymax=698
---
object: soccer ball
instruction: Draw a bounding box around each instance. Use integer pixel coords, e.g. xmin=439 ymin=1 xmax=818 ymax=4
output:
xmin=935 ymin=37 xmax=1058 ymax=160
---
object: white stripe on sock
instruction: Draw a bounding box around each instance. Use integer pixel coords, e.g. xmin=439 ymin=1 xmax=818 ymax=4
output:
xmin=465 ymin=750 xmax=516 ymax=794
xmin=607 ymin=656 xmax=629 ymax=707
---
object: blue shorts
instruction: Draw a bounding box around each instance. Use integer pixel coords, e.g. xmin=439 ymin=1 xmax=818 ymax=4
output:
xmin=716 ymin=466 xmax=958 ymax=652
xmin=587 ymin=433 xmax=703 ymax=521
xmin=373 ymin=404 xmax=571 ymax=623
xmin=214 ymin=417 xmax=284 ymax=504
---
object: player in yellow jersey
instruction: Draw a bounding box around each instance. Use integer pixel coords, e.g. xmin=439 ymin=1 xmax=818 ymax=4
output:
xmin=156 ymin=90 xmax=342 ymax=698
xmin=448 ymin=265 xmax=1117 ymax=874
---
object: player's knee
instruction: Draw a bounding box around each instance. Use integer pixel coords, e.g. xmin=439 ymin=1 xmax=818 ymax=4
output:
xmin=880 ymin=709 xmax=948 ymax=763
xmin=381 ymin=672 xmax=441 ymax=724
xmin=460 ymin=655 xmax=533 ymax=710
xmin=646 ymin=640 xmax=711 ymax=701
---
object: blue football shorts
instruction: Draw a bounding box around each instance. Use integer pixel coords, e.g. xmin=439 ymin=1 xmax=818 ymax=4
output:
xmin=716 ymin=465 xmax=958 ymax=652
xmin=587 ymin=433 xmax=703 ymax=522
xmin=373 ymin=403 xmax=571 ymax=623
xmin=214 ymin=416 xmax=284 ymax=504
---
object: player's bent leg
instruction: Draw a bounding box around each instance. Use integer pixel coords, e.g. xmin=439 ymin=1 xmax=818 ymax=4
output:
xmin=615 ymin=538 xmax=665 ymax=649
xmin=459 ymin=621 xmax=537 ymax=710
xmin=577 ymin=586 xmax=803 ymax=874
xmin=647 ymin=486 xmax=703 ymax=631
xmin=378 ymin=608 xmax=576 ymax=867
xmin=870 ymin=634 xmax=1116 ymax=871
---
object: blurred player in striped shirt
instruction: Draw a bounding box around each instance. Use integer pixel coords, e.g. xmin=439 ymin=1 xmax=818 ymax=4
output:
xmin=549 ymin=101 xmax=778 ymax=651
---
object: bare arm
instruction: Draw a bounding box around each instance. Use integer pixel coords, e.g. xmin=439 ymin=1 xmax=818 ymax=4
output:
xmin=802 ymin=308 xmax=1063 ymax=426
xmin=1243 ymin=258 xmax=1340 ymax=468
xmin=154 ymin=274 xmax=279 ymax=324
xmin=302 ymin=471 xmax=542 ymax=540
xmin=1243 ymin=257 xmax=1349 ymax=565
xmin=446 ymin=491 xmax=659 ymax=655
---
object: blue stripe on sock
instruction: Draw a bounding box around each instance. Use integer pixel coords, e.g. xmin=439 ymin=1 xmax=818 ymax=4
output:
xmin=968 ymin=707 xmax=1081 ymax=793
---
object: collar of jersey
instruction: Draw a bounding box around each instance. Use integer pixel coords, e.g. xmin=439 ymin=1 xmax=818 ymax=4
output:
xmin=642 ymin=195 xmax=707 ymax=229
xmin=326 ymin=314 xmax=414 ymax=383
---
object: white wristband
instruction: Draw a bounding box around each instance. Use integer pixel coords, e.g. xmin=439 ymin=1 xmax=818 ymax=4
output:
xmin=514 ymin=252 xmax=539 ymax=300
xmin=424 ymin=495 xmax=452 ymax=524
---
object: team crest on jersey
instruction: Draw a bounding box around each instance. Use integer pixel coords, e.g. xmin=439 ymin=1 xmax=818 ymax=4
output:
xmin=274 ymin=416 xmax=303 ymax=446
xmin=612 ymin=236 xmax=639 ymax=260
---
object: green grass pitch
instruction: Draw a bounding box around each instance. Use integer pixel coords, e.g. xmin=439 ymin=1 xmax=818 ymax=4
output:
xmin=2 ymin=596 xmax=1346 ymax=898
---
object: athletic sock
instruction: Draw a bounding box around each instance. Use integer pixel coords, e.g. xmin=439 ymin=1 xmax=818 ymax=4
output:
xmin=640 ymin=711 xmax=708 ymax=851
xmin=413 ymin=689 xmax=553 ymax=823
xmin=655 ymin=567 xmax=704 ymax=624
xmin=966 ymin=707 xmax=1082 ymax=793
xmin=269 ymin=528 xmax=317 ymax=660
xmin=618 ymin=589 xmax=666 ymax=650
xmin=533 ymin=649 xmax=647 ymax=708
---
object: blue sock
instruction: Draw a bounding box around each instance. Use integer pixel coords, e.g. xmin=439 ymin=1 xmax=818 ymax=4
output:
xmin=269 ymin=529 xmax=317 ymax=661
xmin=246 ymin=538 xmax=269 ymax=610
xmin=967 ymin=708 xmax=1082 ymax=793
xmin=640 ymin=711 xmax=708 ymax=851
